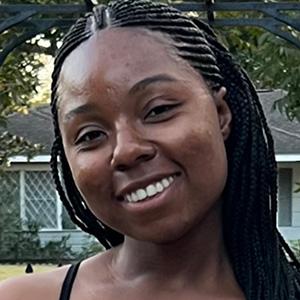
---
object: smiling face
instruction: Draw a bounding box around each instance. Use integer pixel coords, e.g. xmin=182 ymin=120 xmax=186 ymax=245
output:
xmin=57 ymin=28 xmax=231 ymax=243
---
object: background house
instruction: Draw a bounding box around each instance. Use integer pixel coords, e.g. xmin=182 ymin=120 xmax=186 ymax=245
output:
xmin=0 ymin=105 xmax=91 ymax=253
xmin=260 ymin=91 xmax=300 ymax=241
xmin=0 ymin=90 xmax=299 ymax=253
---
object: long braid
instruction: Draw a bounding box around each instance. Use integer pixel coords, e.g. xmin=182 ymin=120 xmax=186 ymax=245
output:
xmin=50 ymin=1 xmax=300 ymax=298
xmin=215 ymin=51 xmax=280 ymax=297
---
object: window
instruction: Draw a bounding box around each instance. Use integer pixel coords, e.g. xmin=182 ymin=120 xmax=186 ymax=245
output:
xmin=0 ymin=169 xmax=76 ymax=230
xmin=278 ymin=168 xmax=293 ymax=226
xmin=24 ymin=171 xmax=58 ymax=229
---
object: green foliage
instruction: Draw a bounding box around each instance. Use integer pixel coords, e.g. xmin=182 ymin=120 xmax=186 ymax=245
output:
xmin=1 ymin=222 xmax=42 ymax=262
xmin=0 ymin=172 xmax=74 ymax=263
xmin=216 ymin=16 xmax=300 ymax=120
xmin=290 ymin=240 xmax=300 ymax=261
xmin=0 ymin=132 xmax=43 ymax=169
xmin=76 ymin=238 xmax=104 ymax=261
xmin=0 ymin=0 xmax=79 ymax=114
xmin=0 ymin=0 xmax=114 ymax=167
xmin=0 ymin=224 xmax=75 ymax=263
xmin=41 ymin=236 xmax=75 ymax=262
xmin=0 ymin=33 xmax=45 ymax=167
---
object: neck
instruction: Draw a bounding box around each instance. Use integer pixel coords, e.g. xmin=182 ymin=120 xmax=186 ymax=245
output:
xmin=110 ymin=205 xmax=238 ymax=294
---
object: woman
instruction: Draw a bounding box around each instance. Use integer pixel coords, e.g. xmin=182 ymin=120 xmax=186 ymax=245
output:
xmin=1 ymin=0 xmax=299 ymax=299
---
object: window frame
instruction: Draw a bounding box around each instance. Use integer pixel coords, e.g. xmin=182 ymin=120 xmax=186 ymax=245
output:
xmin=1 ymin=163 xmax=78 ymax=231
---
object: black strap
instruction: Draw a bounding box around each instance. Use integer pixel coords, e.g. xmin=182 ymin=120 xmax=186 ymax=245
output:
xmin=59 ymin=262 xmax=81 ymax=300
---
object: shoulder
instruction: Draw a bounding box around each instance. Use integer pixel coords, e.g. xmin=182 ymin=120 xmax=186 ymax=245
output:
xmin=0 ymin=265 xmax=71 ymax=300
xmin=0 ymin=250 xmax=114 ymax=300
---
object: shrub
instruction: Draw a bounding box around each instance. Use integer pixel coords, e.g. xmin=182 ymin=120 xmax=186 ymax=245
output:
xmin=290 ymin=240 xmax=300 ymax=261
xmin=76 ymin=237 xmax=104 ymax=261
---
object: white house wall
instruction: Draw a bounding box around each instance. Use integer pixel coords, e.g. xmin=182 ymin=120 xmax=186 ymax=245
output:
xmin=7 ymin=163 xmax=51 ymax=172
xmin=278 ymin=162 xmax=300 ymax=241
xmin=38 ymin=230 xmax=93 ymax=253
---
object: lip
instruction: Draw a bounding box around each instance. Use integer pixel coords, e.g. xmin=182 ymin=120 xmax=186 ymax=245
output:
xmin=115 ymin=172 xmax=181 ymax=200
xmin=118 ymin=173 xmax=181 ymax=213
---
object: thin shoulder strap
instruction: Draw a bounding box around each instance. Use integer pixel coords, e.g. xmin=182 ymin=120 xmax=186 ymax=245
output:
xmin=59 ymin=262 xmax=81 ymax=300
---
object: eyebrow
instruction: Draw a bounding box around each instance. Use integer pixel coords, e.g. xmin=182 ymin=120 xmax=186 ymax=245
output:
xmin=62 ymin=74 xmax=178 ymax=123
xmin=62 ymin=103 xmax=95 ymax=123
xmin=129 ymin=74 xmax=178 ymax=95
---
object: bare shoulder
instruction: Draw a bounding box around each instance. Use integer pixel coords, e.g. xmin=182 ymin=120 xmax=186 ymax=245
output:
xmin=0 ymin=250 xmax=115 ymax=300
xmin=0 ymin=265 xmax=70 ymax=300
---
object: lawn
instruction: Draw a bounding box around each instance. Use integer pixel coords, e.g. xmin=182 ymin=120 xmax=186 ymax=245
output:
xmin=0 ymin=265 xmax=57 ymax=281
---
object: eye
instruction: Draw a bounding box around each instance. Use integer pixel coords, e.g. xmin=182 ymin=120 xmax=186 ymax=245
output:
xmin=145 ymin=104 xmax=180 ymax=121
xmin=75 ymin=130 xmax=106 ymax=146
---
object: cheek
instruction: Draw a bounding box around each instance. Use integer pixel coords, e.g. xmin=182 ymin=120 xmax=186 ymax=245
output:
xmin=66 ymin=150 xmax=113 ymax=213
xmin=178 ymin=120 xmax=228 ymax=196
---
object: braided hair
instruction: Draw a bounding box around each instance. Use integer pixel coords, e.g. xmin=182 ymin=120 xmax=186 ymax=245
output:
xmin=50 ymin=0 xmax=300 ymax=299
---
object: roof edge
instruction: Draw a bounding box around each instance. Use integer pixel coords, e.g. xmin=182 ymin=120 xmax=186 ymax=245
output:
xmin=276 ymin=154 xmax=300 ymax=162
xmin=9 ymin=155 xmax=51 ymax=163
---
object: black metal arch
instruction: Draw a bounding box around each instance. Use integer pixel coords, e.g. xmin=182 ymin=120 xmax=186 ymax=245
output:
xmin=0 ymin=1 xmax=299 ymax=67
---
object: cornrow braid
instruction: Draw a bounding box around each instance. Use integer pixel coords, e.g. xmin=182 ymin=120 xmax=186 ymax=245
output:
xmin=50 ymin=0 xmax=300 ymax=299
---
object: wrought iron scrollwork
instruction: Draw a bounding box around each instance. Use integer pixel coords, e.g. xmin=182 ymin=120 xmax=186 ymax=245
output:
xmin=0 ymin=2 xmax=299 ymax=68
xmin=0 ymin=4 xmax=84 ymax=67
xmin=177 ymin=2 xmax=300 ymax=49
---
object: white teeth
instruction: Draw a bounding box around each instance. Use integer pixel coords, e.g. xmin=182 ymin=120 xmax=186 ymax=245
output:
xmin=136 ymin=189 xmax=147 ymax=201
xmin=156 ymin=182 xmax=164 ymax=192
xmin=123 ymin=175 xmax=176 ymax=203
xmin=168 ymin=176 xmax=174 ymax=183
xmin=146 ymin=184 xmax=157 ymax=197
xmin=162 ymin=178 xmax=170 ymax=188
xmin=131 ymin=192 xmax=138 ymax=202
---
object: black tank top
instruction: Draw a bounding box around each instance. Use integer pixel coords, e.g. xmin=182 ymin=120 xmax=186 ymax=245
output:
xmin=59 ymin=262 xmax=81 ymax=300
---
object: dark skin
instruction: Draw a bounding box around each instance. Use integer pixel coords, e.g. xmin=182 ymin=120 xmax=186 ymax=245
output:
xmin=0 ymin=28 xmax=244 ymax=300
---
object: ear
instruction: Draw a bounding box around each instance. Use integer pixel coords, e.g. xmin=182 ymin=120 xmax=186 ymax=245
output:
xmin=213 ymin=87 xmax=232 ymax=141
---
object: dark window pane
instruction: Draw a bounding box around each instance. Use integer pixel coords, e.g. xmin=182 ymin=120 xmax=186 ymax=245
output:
xmin=278 ymin=168 xmax=292 ymax=226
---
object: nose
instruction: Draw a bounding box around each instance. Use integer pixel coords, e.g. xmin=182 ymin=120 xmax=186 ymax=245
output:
xmin=111 ymin=125 xmax=156 ymax=171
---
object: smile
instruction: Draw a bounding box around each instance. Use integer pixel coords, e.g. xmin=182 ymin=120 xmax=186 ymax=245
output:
xmin=123 ymin=175 xmax=176 ymax=203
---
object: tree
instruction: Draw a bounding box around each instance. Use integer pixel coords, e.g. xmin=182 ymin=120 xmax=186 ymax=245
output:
xmin=0 ymin=0 xmax=87 ymax=169
xmin=217 ymin=25 xmax=300 ymax=120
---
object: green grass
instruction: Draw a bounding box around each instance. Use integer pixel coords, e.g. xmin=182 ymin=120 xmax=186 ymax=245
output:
xmin=0 ymin=265 xmax=57 ymax=281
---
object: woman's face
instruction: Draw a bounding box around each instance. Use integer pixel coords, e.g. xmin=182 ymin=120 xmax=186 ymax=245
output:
xmin=57 ymin=28 xmax=231 ymax=243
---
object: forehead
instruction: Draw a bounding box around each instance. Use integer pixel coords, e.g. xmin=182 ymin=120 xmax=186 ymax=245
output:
xmin=58 ymin=27 xmax=198 ymax=96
